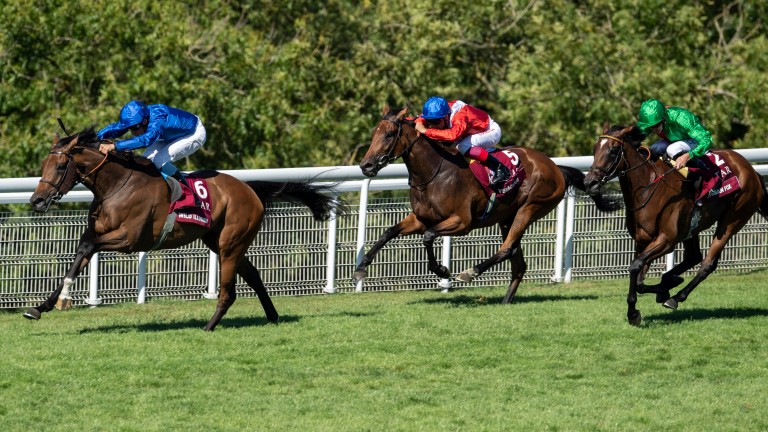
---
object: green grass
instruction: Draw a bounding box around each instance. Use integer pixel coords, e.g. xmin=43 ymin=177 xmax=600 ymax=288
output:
xmin=1 ymin=270 xmax=766 ymax=431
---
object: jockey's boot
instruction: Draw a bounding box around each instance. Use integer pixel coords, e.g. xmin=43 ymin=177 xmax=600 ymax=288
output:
xmin=486 ymin=154 xmax=511 ymax=191
xmin=171 ymin=171 xmax=203 ymax=209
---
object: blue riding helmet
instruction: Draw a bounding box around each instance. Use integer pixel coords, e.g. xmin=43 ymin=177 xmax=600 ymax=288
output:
xmin=118 ymin=100 xmax=149 ymax=129
xmin=422 ymin=96 xmax=450 ymax=120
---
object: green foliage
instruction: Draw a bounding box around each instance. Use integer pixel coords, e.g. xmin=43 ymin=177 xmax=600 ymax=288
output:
xmin=1 ymin=0 xmax=766 ymax=178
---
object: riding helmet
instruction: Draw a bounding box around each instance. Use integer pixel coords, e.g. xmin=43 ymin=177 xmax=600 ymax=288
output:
xmin=637 ymin=99 xmax=666 ymax=131
xmin=118 ymin=100 xmax=150 ymax=129
xmin=422 ymin=96 xmax=450 ymax=120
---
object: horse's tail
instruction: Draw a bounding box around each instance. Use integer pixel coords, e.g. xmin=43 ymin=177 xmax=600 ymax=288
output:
xmin=246 ymin=180 xmax=347 ymax=221
xmin=557 ymin=165 xmax=623 ymax=212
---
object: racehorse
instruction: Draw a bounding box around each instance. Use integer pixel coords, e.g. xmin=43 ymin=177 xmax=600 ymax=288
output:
xmin=584 ymin=123 xmax=768 ymax=326
xmin=355 ymin=105 xmax=621 ymax=303
xmin=25 ymin=128 xmax=343 ymax=331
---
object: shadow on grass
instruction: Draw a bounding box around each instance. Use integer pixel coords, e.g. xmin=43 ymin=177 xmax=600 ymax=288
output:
xmin=644 ymin=307 xmax=768 ymax=323
xmin=78 ymin=314 xmax=302 ymax=333
xmin=417 ymin=293 xmax=600 ymax=307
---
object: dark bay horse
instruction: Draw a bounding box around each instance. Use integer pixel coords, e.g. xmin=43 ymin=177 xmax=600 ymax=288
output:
xmin=26 ymin=128 xmax=342 ymax=331
xmin=584 ymin=123 xmax=768 ymax=326
xmin=356 ymin=105 xmax=621 ymax=302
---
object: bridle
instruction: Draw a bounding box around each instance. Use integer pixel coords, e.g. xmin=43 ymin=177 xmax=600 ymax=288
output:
xmin=594 ymin=133 xmax=683 ymax=211
xmin=39 ymin=145 xmax=130 ymax=202
xmin=592 ymin=134 xmax=652 ymax=185
xmin=379 ymin=118 xmax=421 ymax=165
xmin=378 ymin=118 xmax=443 ymax=190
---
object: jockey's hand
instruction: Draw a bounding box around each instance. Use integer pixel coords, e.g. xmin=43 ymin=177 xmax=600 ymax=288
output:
xmin=674 ymin=153 xmax=691 ymax=170
xmin=414 ymin=122 xmax=427 ymax=134
xmin=99 ymin=143 xmax=116 ymax=154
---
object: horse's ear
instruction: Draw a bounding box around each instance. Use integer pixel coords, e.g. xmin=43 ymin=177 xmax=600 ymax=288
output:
xmin=382 ymin=104 xmax=390 ymax=116
xmin=602 ymin=122 xmax=610 ymax=134
xmin=395 ymin=106 xmax=409 ymax=121
xmin=618 ymin=126 xmax=634 ymax=137
xmin=53 ymin=133 xmax=60 ymax=146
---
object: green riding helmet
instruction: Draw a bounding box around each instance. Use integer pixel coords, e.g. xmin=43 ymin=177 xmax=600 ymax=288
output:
xmin=637 ymin=99 xmax=666 ymax=131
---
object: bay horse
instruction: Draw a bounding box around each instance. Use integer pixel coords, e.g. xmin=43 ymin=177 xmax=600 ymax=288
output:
xmin=25 ymin=128 xmax=343 ymax=331
xmin=355 ymin=105 xmax=621 ymax=302
xmin=584 ymin=123 xmax=768 ymax=326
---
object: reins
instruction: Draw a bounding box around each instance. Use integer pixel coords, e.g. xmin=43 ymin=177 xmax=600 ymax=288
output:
xmin=596 ymin=134 xmax=684 ymax=211
xmin=42 ymin=144 xmax=132 ymax=203
xmin=383 ymin=118 xmax=443 ymax=190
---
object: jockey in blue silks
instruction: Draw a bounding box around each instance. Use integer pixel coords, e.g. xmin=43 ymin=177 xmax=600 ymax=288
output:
xmin=97 ymin=100 xmax=206 ymax=208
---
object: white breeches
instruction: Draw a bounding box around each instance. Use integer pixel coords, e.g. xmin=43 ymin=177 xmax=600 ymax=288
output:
xmin=142 ymin=117 xmax=206 ymax=169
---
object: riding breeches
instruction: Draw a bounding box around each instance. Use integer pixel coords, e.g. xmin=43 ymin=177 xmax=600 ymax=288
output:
xmin=650 ymin=138 xmax=697 ymax=160
xmin=456 ymin=118 xmax=502 ymax=155
xmin=142 ymin=116 xmax=207 ymax=169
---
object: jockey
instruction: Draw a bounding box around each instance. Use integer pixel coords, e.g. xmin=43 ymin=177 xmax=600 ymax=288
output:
xmin=414 ymin=96 xmax=510 ymax=190
xmin=97 ymin=100 xmax=206 ymax=208
xmin=637 ymin=99 xmax=712 ymax=172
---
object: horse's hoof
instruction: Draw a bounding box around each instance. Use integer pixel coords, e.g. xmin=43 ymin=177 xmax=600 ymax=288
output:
xmin=628 ymin=310 xmax=642 ymax=326
xmin=352 ymin=270 xmax=367 ymax=284
xmin=456 ymin=272 xmax=473 ymax=283
xmin=23 ymin=308 xmax=41 ymax=320
xmin=434 ymin=265 xmax=451 ymax=279
xmin=663 ymin=298 xmax=679 ymax=310
xmin=655 ymin=291 xmax=671 ymax=304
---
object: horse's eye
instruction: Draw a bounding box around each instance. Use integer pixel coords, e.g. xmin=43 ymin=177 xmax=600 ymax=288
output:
xmin=56 ymin=162 xmax=68 ymax=171
xmin=608 ymin=146 xmax=621 ymax=155
xmin=384 ymin=131 xmax=396 ymax=139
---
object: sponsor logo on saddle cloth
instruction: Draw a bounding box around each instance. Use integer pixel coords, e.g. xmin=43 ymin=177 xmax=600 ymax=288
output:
xmin=692 ymin=151 xmax=741 ymax=203
xmin=468 ymin=149 xmax=526 ymax=198
xmin=169 ymin=175 xmax=212 ymax=228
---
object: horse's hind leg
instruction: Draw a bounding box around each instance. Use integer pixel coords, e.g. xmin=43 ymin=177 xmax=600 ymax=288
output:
xmin=205 ymin=255 xmax=238 ymax=332
xmin=663 ymin=223 xmax=740 ymax=310
xmin=657 ymin=236 xmax=702 ymax=302
xmin=502 ymin=241 xmax=526 ymax=304
xmin=238 ymin=259 xmax=279 ymax=323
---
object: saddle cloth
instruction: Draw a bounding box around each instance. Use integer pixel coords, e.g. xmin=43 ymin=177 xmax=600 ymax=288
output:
xmin=168 ymin=174 xmax=212 ymax=228
xmin=468 ymin=148 xmax=526 ymax=198
xmin=689 ymin=151 xmax=741 ymax=203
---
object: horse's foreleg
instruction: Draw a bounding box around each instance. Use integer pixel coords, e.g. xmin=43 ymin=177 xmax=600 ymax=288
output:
xmin=421 ymin=215 xmax=468 ymax=279
xmin=23 ymin=234 xmax=96 ymax=320
xmin=353 ymin=213 xmax=426 ymax=283
xmin=237 ymin=259 xmax=278 ymax=323
xmin=648 ymin=236 xmax=702 ymax=303
xmin=628 ymin=236 xmax=675 ymax=326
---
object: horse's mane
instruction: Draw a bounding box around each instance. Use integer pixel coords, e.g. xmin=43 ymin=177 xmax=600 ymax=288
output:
xmin=57 ymin=127 xmax=100 ymax=149
xmin=607 ymin=124 xmax=647 ymax=147
xmin=383 ymin=106 xmax=464 ymax=161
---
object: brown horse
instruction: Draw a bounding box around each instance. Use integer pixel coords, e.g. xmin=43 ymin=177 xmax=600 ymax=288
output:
xmin=355 ymin=105 xmax=621 ymax=302
xmin=25 ymin=128 xmax=342 ymax=331
xmin=584 ymin=123 xmax=768 ymax=326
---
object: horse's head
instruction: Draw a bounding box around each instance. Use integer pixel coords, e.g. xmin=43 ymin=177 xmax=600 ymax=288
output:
xmin=584 ymin=122 xmax=647 ymax=196
xmin=359 ymin=104 xmax=414 ymax=177
xmin=30 ymin=128 xmax=100 ymax=212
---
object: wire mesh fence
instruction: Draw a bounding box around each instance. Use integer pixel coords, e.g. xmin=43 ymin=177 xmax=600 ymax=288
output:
xmin=2 ymin=192 xmax=768 ymax=309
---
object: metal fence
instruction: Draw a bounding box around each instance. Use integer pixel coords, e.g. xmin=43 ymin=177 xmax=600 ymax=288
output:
xmin=2 ymin=156 xmax=768 ymax=309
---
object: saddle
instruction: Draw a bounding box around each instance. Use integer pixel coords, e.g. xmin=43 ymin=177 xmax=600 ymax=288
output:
xmin=666 ymin=152 xmax=740 ymax=204
xmin=468 ymin=149 xmax=526 ymax=199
